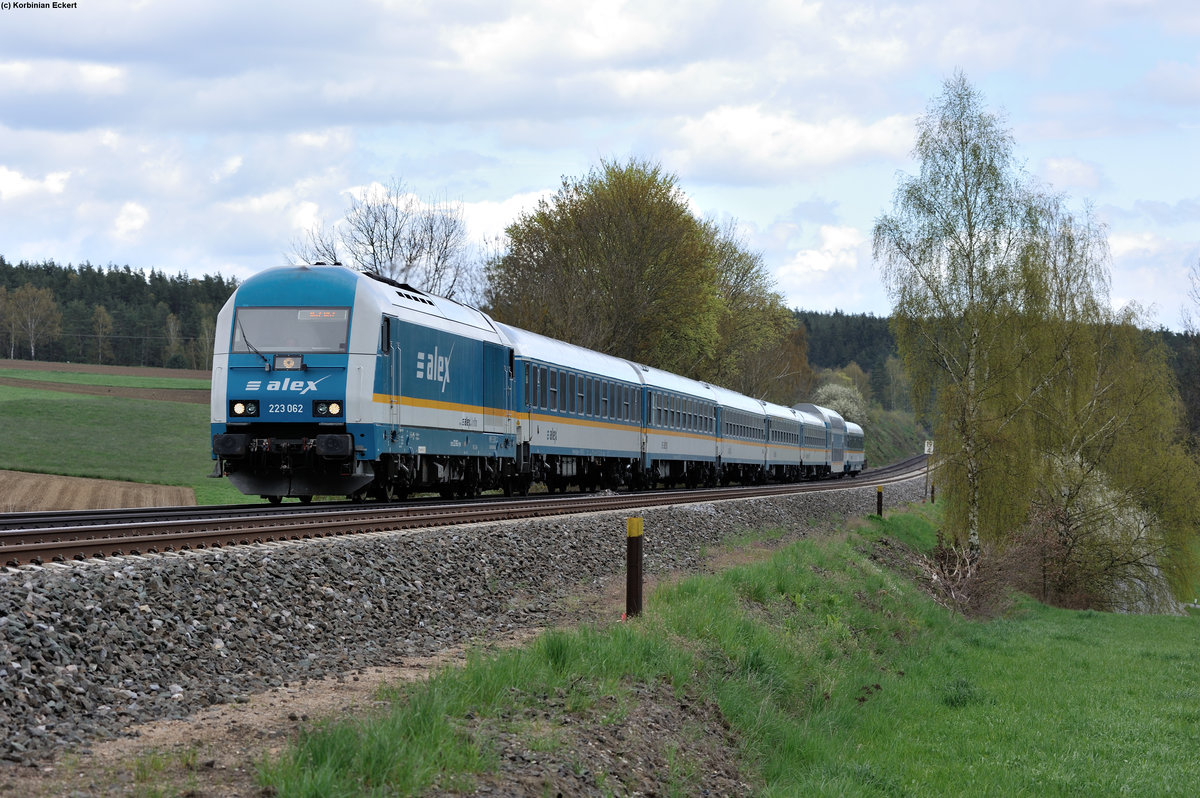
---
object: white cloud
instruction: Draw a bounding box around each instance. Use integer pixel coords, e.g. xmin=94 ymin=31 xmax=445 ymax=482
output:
xmin=210 ymin=155 xmax=243 ymax=183
xmin=79 ymin=63 xmax=125 ymax=88
xmin=0 ymin=166 xmax=70 ymax=200
xmin=461 ymin=189 xmax=555 ymax=242
xmin=0 ymin=61 xmax=34 ymax=81
xmin=1041 ymin=157 xmax=1103 ymax=191
xmin=0 ymin=59 xmax=126 ymax=94
xmin=446 ymin=1 xmax=677 ymax=72
xmin=1108 ymin=231 xmax=1164 ymax=259
xmin=668 ymin=107 xmax=912 ymax=181
xmin=778 ymin=225 xmax=867 ymax=280
xmin=113 ymin=202 xmax=149 ymax=240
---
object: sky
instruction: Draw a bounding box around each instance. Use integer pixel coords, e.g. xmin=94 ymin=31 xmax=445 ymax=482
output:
xmin=1 ymin=0 xmax=1198 ymax=330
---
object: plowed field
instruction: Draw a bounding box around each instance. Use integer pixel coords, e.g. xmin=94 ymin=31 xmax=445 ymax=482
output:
xmin=0 ymin=470 xmax=195 ymax=512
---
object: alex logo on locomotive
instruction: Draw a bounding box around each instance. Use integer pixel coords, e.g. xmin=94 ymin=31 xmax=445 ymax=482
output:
xmin=244 ymin=375 xmax=332 ymax=395
xmin=415 ymin=346 xmax=452 ymax=392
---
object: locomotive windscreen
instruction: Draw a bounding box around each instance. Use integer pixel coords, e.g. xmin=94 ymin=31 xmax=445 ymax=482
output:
xmin=231 ymin=307 xmax=350 ymax=353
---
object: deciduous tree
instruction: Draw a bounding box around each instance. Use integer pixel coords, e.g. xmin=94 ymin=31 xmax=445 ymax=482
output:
xmin=10 ymin=283 xmax=61 ymax=360
xmin=876 ymin=73 xmax=1199 ymax=607
xmin=485 ymin=158 xmax=800 ymax=386
xmin=92 ymin=304 xmax=113 ymax=364
xmin=873 ymin=72 xmax=1096 ymax=548
xmin=485 ymin=158 xmax=721 ymax=375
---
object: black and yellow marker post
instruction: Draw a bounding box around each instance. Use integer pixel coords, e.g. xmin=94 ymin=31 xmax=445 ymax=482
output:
xmin=626 ymin=517 xmax=643 ymax=618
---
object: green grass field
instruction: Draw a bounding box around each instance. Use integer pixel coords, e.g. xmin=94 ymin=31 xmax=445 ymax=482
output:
xmin=0 ymin=379 xmax=247 ymax=505
xmin=0 ymin=367 xmax=211 ymax=391
xmin=259 ymin=505 xmax=1200 ymax=796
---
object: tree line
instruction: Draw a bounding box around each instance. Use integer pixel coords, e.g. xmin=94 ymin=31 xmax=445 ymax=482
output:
xmin=0 ymin=258 xmax=237 ymax=369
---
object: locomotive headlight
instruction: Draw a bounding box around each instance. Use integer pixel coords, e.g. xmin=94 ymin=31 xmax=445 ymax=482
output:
xmin=229 ymin=400 xmax=259 ymax=417
xmin=313 ymin=399 xmax=344 ymax=417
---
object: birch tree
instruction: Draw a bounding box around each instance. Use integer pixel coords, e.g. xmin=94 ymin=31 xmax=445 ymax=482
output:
xmin=873 ymin=74 xmax=1102 ymax=548
xmin=874 ymin=73 xmax=1032 ymax=548
xmin=92 ymin=304 xmax=114 ymax=364
xmin=10 ymin=284 xmax=61 ymax=360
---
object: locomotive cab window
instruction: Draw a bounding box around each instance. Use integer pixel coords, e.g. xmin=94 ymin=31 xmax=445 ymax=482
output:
xmin=232 ymin=307 xmax=350 ymax=354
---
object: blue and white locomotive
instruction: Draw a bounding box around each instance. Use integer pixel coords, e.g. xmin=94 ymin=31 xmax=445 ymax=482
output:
xmin=210 ymin=265 xmax=865 ymax=502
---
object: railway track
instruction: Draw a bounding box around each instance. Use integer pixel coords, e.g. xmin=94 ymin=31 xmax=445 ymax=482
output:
xmin=0 ymin=455 xmax=927 ymax=567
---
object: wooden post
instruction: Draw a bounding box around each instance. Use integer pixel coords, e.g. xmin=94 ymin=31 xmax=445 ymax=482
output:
xmin=876 ymin=485 xmax=883 ymax=518
xmin=626 ymin=517 xmax=644 ymax=617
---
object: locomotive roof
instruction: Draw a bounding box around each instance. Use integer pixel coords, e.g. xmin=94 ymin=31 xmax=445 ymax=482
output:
xmin=358 ymin=269 xmax=497 ymax=333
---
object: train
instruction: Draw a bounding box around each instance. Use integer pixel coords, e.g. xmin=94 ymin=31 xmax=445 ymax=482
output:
xmin=209 ymin=265 xmax=865 ymax=502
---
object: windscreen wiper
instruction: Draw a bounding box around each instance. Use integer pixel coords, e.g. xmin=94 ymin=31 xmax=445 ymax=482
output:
xmin=236 ymin=315 xmax=271 ymax=371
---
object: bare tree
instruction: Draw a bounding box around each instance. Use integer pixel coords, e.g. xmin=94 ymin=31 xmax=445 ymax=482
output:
xmin=1184 ymin=258 xmax=1200 ymax=333
xmin=290 ymin=225 xmax=341 ymax=267
xmin=291 ymin=178 xmax=472 ymax=299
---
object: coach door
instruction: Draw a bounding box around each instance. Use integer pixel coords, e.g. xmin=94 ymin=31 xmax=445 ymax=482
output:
xmin=483 ymin=342 xmax=513 ymax=435
xmin=381 ymin=316 xmax=401 ymax=438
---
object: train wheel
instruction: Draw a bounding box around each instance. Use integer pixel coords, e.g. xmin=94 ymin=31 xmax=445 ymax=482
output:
xmin=266 ymin=495 xmax=282 ymax=505
xmin=299 ymin=495 xmax=312 ymax=504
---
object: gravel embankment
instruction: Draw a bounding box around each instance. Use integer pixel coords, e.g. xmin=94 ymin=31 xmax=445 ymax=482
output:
xmin=0 ymin=477 xmax=924 ymax=763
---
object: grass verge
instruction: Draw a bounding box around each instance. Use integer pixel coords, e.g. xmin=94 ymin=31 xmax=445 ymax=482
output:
xmin=257 ymin=504 xmax=1200 ymax=795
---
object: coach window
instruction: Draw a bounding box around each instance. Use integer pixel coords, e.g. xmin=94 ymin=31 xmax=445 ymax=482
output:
xmin=523 ymin=366 xmax=530 ymax=407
